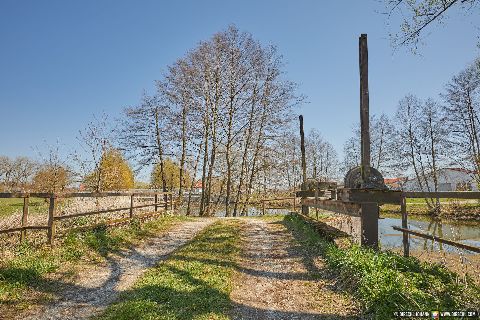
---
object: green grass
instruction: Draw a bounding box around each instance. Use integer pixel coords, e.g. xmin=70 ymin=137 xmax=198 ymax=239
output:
xmin=0 ymin=198 xmax=48 ymax=218
xmin=0 ymin=215 xmax=190 ymax=313
xmin=283 ymin=214 xmax=480 ymax=319
xmin=99 ymin=220 xmax=242 ymax=320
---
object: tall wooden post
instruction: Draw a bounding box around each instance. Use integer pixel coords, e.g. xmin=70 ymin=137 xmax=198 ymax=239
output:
xmin=360 ymin=202 xmax=378 ymax=249
xmin=401 ymin=193 xmax=410 ymax=257
xmin=164 ymin=193 xmax=168 ymax=211
xmin=169 ymin=194 xmax=174 ymax=211
xmin=359 ymin=34 xmax=371 ymax=184
xmin=293 ymin=192 xmax=296 ymax=212
xmin=20 ymin=195 xmax=29 ymax=242
xmin=129 ymin=194 xmax=134 ymax=219
xmin=262 ymin=199 xmax=266 ymax=215
xmin=47 ymin=196 xmax=56 ymax=246
xmin=154 ymin=193 xmax=158 ymax=212
xmin=299 ymin=115 xmax=309 ymax=215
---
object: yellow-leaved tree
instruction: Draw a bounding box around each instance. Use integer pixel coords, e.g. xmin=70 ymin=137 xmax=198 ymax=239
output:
xmin=84 ymin=149 xmax=134 ymax=191
xmin=33 ymin=165 xmax=71 ymax=193
xmin=151 ymin=159 xmax=191 ymax=192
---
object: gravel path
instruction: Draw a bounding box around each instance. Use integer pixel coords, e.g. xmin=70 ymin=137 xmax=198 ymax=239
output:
xmin=230 ymin=218 xmax=359 ymax=320
xmin=20 ymin=218 xmax=215 ymax=320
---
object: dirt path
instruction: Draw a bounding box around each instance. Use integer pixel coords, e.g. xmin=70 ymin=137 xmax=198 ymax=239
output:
xmin=20 ymin=218 xmax=216 ymax=320
xmin=230 ymin=218 xmax=359 ymax=320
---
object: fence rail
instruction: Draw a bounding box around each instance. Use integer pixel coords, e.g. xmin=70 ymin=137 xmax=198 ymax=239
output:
xmin=0 ymin=191 xmax=175 ymax=245
xmin=403 ymin=191 xmax=480 ymax=199
xmin=398 ymin=191 xmax=480 ymax=257
xmin=298 ymin=189 xmax=480 ymax=254
xmin=392 ymin=226 xmax=480 ymax=254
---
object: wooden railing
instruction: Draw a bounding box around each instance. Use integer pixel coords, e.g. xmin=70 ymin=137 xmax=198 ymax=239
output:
xmin=298 ymin=189 xmax=480 ymax=255
xmin=396 ymin=191 xmax=480 ymax=257
xmin=0 ymin=191 xmax=175 ymax=245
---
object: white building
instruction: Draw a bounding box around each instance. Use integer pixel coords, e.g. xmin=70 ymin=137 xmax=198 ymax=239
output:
xmin=403 ymin=168 xmax=478 ymax=192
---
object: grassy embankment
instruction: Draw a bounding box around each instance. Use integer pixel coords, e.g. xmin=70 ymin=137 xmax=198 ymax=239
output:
xmin=98 ymin=220 xmax=241 ymax=320
xmin=0 ymin=215 xmax=191 ymax=316
xmin=283 ymin=214 xmax=480 ymax=319
xmin=381 ymin=198 xmax=480 ymax=220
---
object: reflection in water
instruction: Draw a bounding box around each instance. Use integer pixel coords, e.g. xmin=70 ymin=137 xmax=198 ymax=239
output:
xmin=379 ymin=216 xmax=480 ymax=253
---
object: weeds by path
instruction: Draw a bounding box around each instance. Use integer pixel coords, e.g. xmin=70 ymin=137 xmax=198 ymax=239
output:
xmin=283 ymin=214 xmax=480 ymax=319
xmin=99 ymin=220 xmax=242 ymax=320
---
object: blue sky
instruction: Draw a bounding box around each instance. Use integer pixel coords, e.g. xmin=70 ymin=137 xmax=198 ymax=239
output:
xmin=1 ymin=0 xmax=479 ymax=169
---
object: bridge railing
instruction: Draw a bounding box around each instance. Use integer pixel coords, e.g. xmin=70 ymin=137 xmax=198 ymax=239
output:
xmin=297 ymin=189 xmax=480 ymax=254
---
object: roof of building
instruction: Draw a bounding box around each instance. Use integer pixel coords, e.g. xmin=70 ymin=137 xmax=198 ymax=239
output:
xmin=384 ymin=177 xmax=407 ymax=184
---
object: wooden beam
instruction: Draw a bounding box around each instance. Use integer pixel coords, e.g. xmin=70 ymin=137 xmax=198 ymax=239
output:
xmin=301 ymin=198 xmax=361 ymax=217
xmin=403 ymin=191 xmax=480 ymax=199
xmin=359 ymin=34 xmax=371 ymax=182
xmin=392 ymin=226 xmax=480 ymax=254
xmin=21 ymin=196 xmax=29 ymax=241
xmin=338 ymin=188 xmax=402 ymax=204
xmin=299 ymin=115 xmax=309 ymax=215
xmin=130 ymin=194 xmax=135 ymax=218
xmin=54 ymin=203 xmax=161 ymax=221
xmin=401 ymin=195 xmax=409 ymax=257
xmin=0 ymin=191 xmax=173 ymax=199
xmin=360 ymin=202 xmax=378 ymax=249
xmin=47 ymin=196 xmax=56 ymax=245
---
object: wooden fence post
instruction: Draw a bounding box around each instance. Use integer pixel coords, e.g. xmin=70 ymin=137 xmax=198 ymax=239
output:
xmin=20 ymin=195 xmax=29 ymax=242
xmin=47 ymin=195 xmax=56 ymax=246
xmin=154 ymin=193 xmax=158 ymax=212
xmin=164 ymin=193 xmax=168 ymax=211
xmin=360 ymin=202 xmax=378 ymax=249
xmin=262 ymin=199 xmax=266 ymax=215
xmin=169 ymin=194 xmax=173 ymax=211
xmin=314 ymin=187 xmax=319 ymax=220
xmin=401 ymin=194 xmax=409 ymax=257
xmin=293 ymin=194 xmax=296 ymax=211
xmin=130 ymin=194 xmax=134 ymax=219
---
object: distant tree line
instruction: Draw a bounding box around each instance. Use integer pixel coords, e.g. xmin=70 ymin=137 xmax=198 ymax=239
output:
xmin=1 ymin=26 xmax=342 ymax=216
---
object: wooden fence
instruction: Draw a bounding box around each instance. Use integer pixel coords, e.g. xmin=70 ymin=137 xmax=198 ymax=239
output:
xmin=298 ymin=189 xmax=480 ymax=255
xmin=0 ymin=191 xmax=175 ymax=245
xmin=396 ymin=191 xmax=480 ymax=256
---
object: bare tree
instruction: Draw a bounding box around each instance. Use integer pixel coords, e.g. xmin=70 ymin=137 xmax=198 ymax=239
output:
xmin=443 ymin=59 xmax=480 ymax=186
xmin=118 ymin=26 xmax=302 ymax=216
xmin=74 ymin=113 xmax=113 ymax=192
xmin=384 ymin=0 xmax=479 ymax=50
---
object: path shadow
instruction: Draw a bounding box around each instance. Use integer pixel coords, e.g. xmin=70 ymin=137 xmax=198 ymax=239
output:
xmin=0 ymin=218 xmax=359 ymax=320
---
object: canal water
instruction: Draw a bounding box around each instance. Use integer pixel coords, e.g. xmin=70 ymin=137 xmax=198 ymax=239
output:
xmin=209 ymin=206 xmax=480 ymax=254
xmin=379 ymin=215 xmax=480 ymax=253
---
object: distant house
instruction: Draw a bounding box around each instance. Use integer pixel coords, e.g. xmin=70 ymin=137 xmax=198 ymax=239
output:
xmin=402 ymin=168 xmax=478 ymax=192
xmin=193 ymin=180 xmax=203 ymax=194
xmin=384 ymin=177 xmax=407 ymax=190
